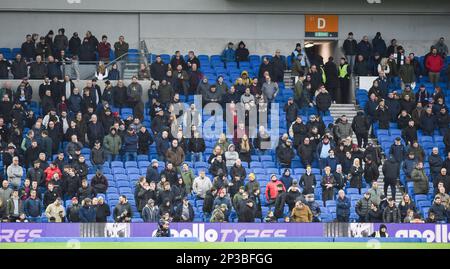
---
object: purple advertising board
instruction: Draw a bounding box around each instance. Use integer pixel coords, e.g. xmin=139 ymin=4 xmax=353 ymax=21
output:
xmin=1 ymin=223 xmax=449 ymax=243
xmin=131 ymin=223 xmax=324 ymax=242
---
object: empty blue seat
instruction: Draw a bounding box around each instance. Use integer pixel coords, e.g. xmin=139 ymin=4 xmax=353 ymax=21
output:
xmin=111 ymin=161 xmax=123 ymax=168
xmin=325 ymin=200 xmax=336 ymax=207
xmin=114 ymin=174 xmax=128 ymax=181
xmin=125 ymin=161 xmax=138 ymax=168
xmin=112 ymin=167 xmax=126 ymax=174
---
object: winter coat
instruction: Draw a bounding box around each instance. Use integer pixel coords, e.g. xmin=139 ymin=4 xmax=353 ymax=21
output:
xmin=336 ymin=196 xmax=351 ymax=219
xmin=383 ymin=205 xmax=401 ymax=223
xmin=95 ymin=203 xmax=111 ymax=222
xmin=79 ymin=205 xmax=96 ymax=222
xmin=291 ymin=205 xmax=312 ymax=222
xmin=165 ymin=146 xmax=185 ymax=167
xmin=123 ymin=133 xmax=138 ymax=152
xmin=352 ymin=112 xmax=370 ymax=135
xmin=23 ymin=197 xmax=43 ymax=217
xmin=356 ymin=197 xmax=371 ymax=219
xmin=142 ymin=205 xmax=160 ymax=222
xmin=364 ymin=162 xmax=379 ymax=184
xmin=382 ymin=159 xmax=400 ymax=182
xmin=103 ymin=133 xmax=122 ymax=155
xmin=349 ymin=166 xmax=364 ymax=189
xmin=411 ymin=168 xmax=429 ymax=195
xmin=91 ymin=175 xmax=109 ymax=194
xmin=316 ymin=92 xmax=332 ymax=112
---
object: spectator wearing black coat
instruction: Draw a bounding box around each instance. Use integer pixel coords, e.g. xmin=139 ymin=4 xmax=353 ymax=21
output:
xmin=237 ymin=199 xmax=257 ymax=222
xmin=401 ymin=120 xmax=417 ymax=146
xmin=429 ymin=196 xmax=447 ymax=223
xmin=353 ymin=55 xmax=370 ymax=76
xmin=324 ymin=57 xmax=339 ymax=102
xmin=137 ymin=181 xmax=158 ymax=212
xmin=420 ymin=107 xmax=436 ymax=136
xmin=271 ymin=50 xmax=286 ymax=83
xmin=235 ymin=41 xmax=249 ymax=67
xmin=284 ymin=98 xmax=299 ymax=129
xmin=174 ymin=197 xmax=195 ymax=222
xmin=315 ymin=86 xmax=332 ymax=116
xmin=382 ymin=156 xmax=400 ymax=199
xmin=434 ymin=168 xmax=450 ymax=193
xmin=276 ymin=139 xmax=295 ymax=168
xmin=352 ymin=111 xmax=370 ymax=148
xmin=137 ymin=126 xmax=153 ymax=155
xmin=150 ymin=56 xmax=168 ymax=82
xmin=363 ymin=156 xmax=379 ymax=186
xmin=77 ymin=179 xmax=96 ymax=202
xmin=66 ymin=197 xmax=80 ymax=222
xmin=367 ymin=202 xmax=383 ymax=222
xmin=383 ymin=198 xmax=401 ymax=223
xmin=298 ymin=137 xmax=315 ymax=167
xmin=343 ymin=32 xmax=358 ymax=69
xmin=429 ymin=148 xmax=444 ymax=183
xmin=90 ymin=171 xmax=109 ymax=194
xmin=11 ymin=54 xmax=28 ymax=79
xmin=79 ymin=198 xmax=96 ymax=223
xmin=63 ymin=168 xmax=81 ymax=199
xmin=69 ymin=32 xmax=81 ymax=56
xmin=375 ymin=100 xmax=390 ymax=129
xmin=357 ymin=36 xmax=372 ymax=60
xmin=95 ymin=197 xmax=111 ymax=222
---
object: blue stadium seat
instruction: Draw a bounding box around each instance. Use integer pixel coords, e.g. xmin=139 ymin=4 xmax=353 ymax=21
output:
xmin=112 ymin=167 xmax=126 ymax=175
xmin=111 ymin=161 xmax=124 ymax=168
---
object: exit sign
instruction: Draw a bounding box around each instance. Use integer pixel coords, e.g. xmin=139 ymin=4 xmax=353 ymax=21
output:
xmin=305 ymin=15 xmax=338 ymax=38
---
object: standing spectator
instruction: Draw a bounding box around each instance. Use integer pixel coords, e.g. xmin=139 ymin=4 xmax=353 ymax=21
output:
xmin=98 ymin=35 xmax=111 ymax=62
xmin=355 ymin=192 xmax=372 ymax=222
xmin=79 ymin=198 xmax=96 ymax=223
xmin=299 ymin=165 xmax=316 ymax=195
xmin=77 ymin=178 xmax=96 ymax=201
xmin=6 ymin=189 xmax=23 ymax=222
xmin=95 ymin=196 xmax=110 ymax=222
xmin=90 ymin=140 xmax=106 ymax=172
xmin=265 ymin=175 xmax=286 ymax=207
xmin=290 ymin=201 xmax=312 ymax=223
xmin=336 ymin=190 xmax=351 ymax=222
xmin=357 ymin=36 xmax=372 ymax=61
xmin=321 ymin=166 xmax=335 ymax=204
xmin=174 ymin=197 xmax=194 ymax=222
xmin=188 ymin=131 xmax=205 ymax=163
xmin=21 ymin=34 xmax=36 ymax=61
xmin=165 ymin=139 xmax=185 ymax=168
xmin=343 ymin=32 xmax=358 ymax=70
xmin=29 ymin=55 xmax=47 ymax=79
xmin=7 ymin=156 xmax=23 ymax=189
xmin=193 ymin=170 xmax=212 ymax=200
xmin=68 ymin=32 xmax=81 ymax=56
xmin=434 ymin=37 xmax=448 ymax=57
xmin=398 ymin=194 xmax=417 ymax=222
xmin=235 ymin=41 xmax=249 ymax=67
xmin=271 ymin=50 xmax=286 ymax=83
xmin=352 ymin=111 xmax=370 ymax=148
xmin=90 ymin=170 xmax=109 ymax=194
xmin=383 ymin=198 xmax=401 ymax=223
xmin=372 ymin=32 xmax=387 ymax=57
xmin=66 ymin=197 xmax=81 ymax=222
xmin=45 ymin=198 xmax=65 ymax=222
xmin=127 ymin=76 xmax=144 ymax=120
xmin=323 ymin=57 xmax=339 ymax=103
xmin=411 ymin=162 xmax=429 ymax=195
xmin=23 ymin=190 xmax=43 ymax=222
xmin=221 ymin=42 xmax=235 ymax=64
xmin=425 ymin=47 xmax=444 ymax=87
xmin=261 ymin=75 xmax=279 ymax=103
xmin=382 ymin=156 xmax=400 ymax=199
xmin=363 ymin=156 xmax=379 ymax=186
xmin=349 ymin=158 xmax=364 ymax=193
xmin=103 ymin=128 xmax=122 ymax=162
xmin=142 ymin=198 xmax=159 ymax=223
xmin=123 ymin=127 xmax=138 ymax=162
xmin=315 ymin=85 xmax=332 ymax=116
xmin=113 ymin=195 xmax=132 ymax=222
xmin=429 ymin=196 xmax=447 ymax=223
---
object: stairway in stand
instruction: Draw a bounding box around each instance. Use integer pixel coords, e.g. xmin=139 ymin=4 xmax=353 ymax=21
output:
xmin=330 ymin=103 xmax=404 ymax=204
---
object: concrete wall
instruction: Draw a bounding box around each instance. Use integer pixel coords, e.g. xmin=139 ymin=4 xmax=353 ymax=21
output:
xmin=140 ymin=14 xmax=304 ymax=56
xmin=0 ymin=12 xmax=140 ymax=49
xmin=1 ymin=0 xmax=449 ymax=14
xmin=0 ymin=2 xmax=449 ymax=56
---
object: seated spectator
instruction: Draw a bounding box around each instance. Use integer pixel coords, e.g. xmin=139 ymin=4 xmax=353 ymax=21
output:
xmin=77 ymin=178 xmax=96 ymax=201
xmin=429 ymin=196 xmax=447 ymax=223
xmin=90 ymin=170 xmax=109 ymax=194
xmin=193 ymin=170 xmax=212 ymax=200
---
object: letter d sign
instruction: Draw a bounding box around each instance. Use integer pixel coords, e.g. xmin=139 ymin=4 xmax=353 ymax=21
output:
xmin=317 ymin=18 xmax=326 ymax=29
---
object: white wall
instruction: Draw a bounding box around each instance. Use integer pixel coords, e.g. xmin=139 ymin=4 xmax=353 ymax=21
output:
xmin=0 ymin=12 xmax=140 ymax=49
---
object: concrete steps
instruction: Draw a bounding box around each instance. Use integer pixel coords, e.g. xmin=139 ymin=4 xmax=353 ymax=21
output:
xmin=329 ymin=103 xmax=404 ymax=204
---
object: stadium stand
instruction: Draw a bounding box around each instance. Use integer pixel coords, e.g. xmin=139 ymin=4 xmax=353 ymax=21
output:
xmin=0 ymin=28 xmax=448 ymax=226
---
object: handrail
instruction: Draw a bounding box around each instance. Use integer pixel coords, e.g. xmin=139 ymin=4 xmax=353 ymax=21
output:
xmin=140 ymin=40 xmax=150 ymax=70
xmin=82 ymin=51 xmax=138 ymax=80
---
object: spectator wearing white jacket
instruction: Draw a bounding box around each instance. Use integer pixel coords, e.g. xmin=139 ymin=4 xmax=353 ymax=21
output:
xmin=192 ymin=170 xmax=212 ymax=199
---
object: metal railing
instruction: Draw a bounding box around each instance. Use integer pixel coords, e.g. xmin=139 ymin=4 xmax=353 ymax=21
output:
xmin=82 ymin=51 xmax=137 ymax=80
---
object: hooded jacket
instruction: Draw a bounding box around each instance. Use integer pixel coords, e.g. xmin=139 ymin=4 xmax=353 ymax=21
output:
xmin=235 ymin=41 xmax=249 ymax=63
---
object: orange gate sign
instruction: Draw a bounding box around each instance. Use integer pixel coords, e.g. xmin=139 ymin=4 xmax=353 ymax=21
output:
xmin=305 ymin=15 xmax=339 ymax=38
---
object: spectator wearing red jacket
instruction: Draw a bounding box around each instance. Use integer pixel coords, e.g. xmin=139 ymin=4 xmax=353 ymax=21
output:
xmin=425 ymin=47 xmax=444 ymax=87
xmin=44 ymin=162 xmax=62 ymax=184
xmin=97 ymin=35 xmax=111 ymax=62
xmin=265 ymin=174 xmax=286 ymax=206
